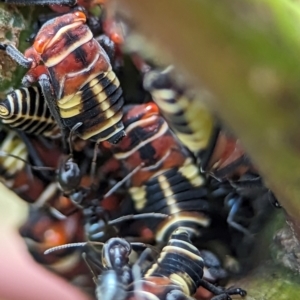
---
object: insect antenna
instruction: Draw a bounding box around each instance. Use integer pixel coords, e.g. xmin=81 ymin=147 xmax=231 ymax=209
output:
xmin=103 ymin=163 xmax=144 ymax=199
xmin=108 ymin=212 xmax=168 ymax=226
xmin=44 ymin=242 xmax=89 ymax=255
xmin=44 ymin=241 xmax=107 ymax=255
xmin=0 ymin=150 xmax=55 ymax=172
xmin=68 ymin=122 xmax=82 ymax=158
xmin=17 ymin=131 xmax=55 ymax=182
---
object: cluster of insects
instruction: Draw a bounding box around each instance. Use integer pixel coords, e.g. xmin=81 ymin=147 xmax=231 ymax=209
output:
xmin=0 ymin=1 xmax=280 ymax=299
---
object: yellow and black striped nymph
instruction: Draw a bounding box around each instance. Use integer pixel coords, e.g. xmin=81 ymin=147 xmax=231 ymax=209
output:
xmin=144 ymin=228 xmax=205 ymax=296
xmin=143 ymin=68 xmax=219 ymax=164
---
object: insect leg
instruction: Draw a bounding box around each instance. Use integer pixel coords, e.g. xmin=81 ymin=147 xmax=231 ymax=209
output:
xmin=17 ymin=131 xmax=54 ymax=182
xmin=199 ymin=279 xmax=246 ymax=300
xmin=95 ymin=35 xmax=116 ymax=63
xmin=131 ymin=248 xmax=154 ymax=299
xmin=82 ymin=252 xmax=98 ymax=285
xmin=38 ymin=74 xmax=69 ymax=152
xmin=0 ymin=44 xmax=33 ymax=68
xmin=68 ymin=122 xmax=83 ymax=157
xmin=226 ymin=195 xmax=251 ymax=236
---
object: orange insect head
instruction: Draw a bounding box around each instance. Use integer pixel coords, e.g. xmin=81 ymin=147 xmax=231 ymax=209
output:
xmin=33 ymin=11 xmax=87 ymax=55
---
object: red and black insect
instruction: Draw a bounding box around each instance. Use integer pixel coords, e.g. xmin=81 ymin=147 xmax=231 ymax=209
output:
xmin=142 ymin=67 xmax=247 ymax=179
xmin=0 ymin=11 xmax=125 ymax=145
xmin=0 ymin=127 xmax=63 ymax=204
xmin=144 ymin=68 xmax=282 ymax=236
xmin=19 ymin=207 xmax=93 ymax=284
xmin=0 ymin=123 xmax=96 ymax=218
xmin=104 ymin=102 xmax=215 ymax=242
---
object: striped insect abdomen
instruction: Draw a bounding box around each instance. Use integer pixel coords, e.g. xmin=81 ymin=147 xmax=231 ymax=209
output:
xmin=58 ymin=70 xmax=124 ymax=143
xmin=0 ymin=87 xmax=60 ymax=138
xmin=144 ymin=228 xmax=205 ymax=297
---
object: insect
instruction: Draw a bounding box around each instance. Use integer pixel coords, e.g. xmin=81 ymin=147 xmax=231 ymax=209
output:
xmin=19 ymin=206 xmax=96 ymax=293
xmin=54 ymin=122 xmax=93 ymax=211
xmin=20 ymin=207 xmax=85 ymax=275
xmin=45 ymin=237 xmax=134 ymax=300
xmin=45 ymin=223 xmax=164 ymax=300
xmin=127 ymin=228 xmax=246 ymax=300
xmin=144 ymin=67 xmax=249 ymax=178
xmin=143 ymin=67 xmax=275 ymax=198
xmin=0 ymin=123 xmax=91 ymax=217
xmin=143 ymin=66 xmax=217 ymax=160
xmin=0 ymin=127 xmax=59 ymax=203
xmin=33 ymin=127 xmax=106 ymax=219
xmin=104 ymin=102 xmax=216 ymax=243
xmin=0 ymin=11 xmax=125 ymax=145
xmin=0 ymin=86 xmax=60 ymax=138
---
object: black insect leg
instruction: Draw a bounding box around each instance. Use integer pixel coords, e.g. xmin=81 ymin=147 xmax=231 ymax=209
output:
xmin=38 ymin=74 xmax=69 ymax=152
xmin=230 ymin=175 xmax=262 ymax=189
xmin=82 ymin=252 xmax=100 ymax=285
xmin=226 ymin=287 xmax=247 ymax=297
xmin=0 ymin=44 xmax=33 ymax=68
xmin=199 ymin=279 xmax=246 ymax=300
xmin=0 ymin=0 xmax=76 ymax=5
xmin=131 ymin=248 xmax=155 ymax=296
xmin=226 ymin=195 xmax=251 ymax=237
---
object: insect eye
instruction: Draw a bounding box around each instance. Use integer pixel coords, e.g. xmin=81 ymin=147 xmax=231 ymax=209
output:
xmin=33 ymin=37 xmax=47 ymax=54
